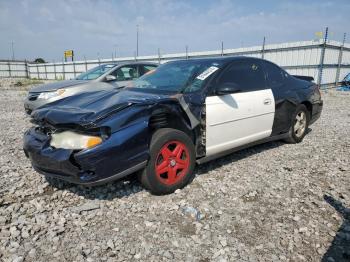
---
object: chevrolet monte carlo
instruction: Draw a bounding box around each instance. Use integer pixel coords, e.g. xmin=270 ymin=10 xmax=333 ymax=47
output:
xmin=23 ymin=57 xmax=323 ymax=195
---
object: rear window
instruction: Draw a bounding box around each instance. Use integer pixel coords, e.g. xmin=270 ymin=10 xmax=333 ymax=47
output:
xmin=263 ymin=61 xmax=288 ymax=88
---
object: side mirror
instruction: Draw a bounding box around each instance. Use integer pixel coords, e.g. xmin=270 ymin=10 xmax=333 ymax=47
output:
xmin=216 ymin=83 xmax=241 ymax=95
xmin=105 ymin=75 xmax=117 ymax=82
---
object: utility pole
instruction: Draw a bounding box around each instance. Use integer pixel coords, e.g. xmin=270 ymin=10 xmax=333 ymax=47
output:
xmin=221 ymin=41 xmax=224 ymax=56
xmin=136 ymin=25 xmax=139 ymax=57
xmin=185 ymin=45 xmax=188 ymax=59
xmin=11 ymin=41 xmax=15 ymax=61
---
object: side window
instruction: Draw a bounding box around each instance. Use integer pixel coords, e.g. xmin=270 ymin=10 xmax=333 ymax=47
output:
xmin=263 ymin=61 xmax=287 ymax=88
xmin=142 ymin=65 xmax=157 ymax=74
xmin=110 ymin=65 xmax=139 ymax=81
xmin=217 ymin=60 xmax=265 ymax=92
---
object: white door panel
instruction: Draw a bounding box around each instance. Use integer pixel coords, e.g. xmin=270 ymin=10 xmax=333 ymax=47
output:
xmin=206 ymin=89 xmax=275 ymax=156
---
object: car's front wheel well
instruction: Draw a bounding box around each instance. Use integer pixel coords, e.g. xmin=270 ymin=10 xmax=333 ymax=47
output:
xmin=149 ymin=111 xmax=195 ymax=144
xmin=301 ymin=101 xmax=312 ymax=116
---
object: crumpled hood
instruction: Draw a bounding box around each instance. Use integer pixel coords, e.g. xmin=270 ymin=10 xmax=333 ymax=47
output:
xmin=29 ymin=80 xmax=89 ymax=93
xmin=32 ymin=89 xmax=170 ymax=127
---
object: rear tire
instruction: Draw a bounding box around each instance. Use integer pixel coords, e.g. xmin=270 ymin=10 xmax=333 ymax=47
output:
xmin=139 ymin=128 xmax=196 ymax=195
xmin=284 ymin=104 xmax=310 ymax=144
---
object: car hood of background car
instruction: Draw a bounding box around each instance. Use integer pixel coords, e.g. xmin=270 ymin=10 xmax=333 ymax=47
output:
xmin=29 ymin=80 xmax=90 ymax=93
xmin=32 ymin=88 xmax=173 ymax=128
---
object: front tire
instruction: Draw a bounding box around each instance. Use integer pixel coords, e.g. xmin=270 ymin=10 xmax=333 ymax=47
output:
xmin=139 ymin=128 xmax=196 ymax=195
xmin=284 ymin=104 xmax=310 ymax=144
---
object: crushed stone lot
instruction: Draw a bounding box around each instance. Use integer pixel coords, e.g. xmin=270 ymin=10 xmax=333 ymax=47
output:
xmin=0 ymin=80 xmax=349 ymax=261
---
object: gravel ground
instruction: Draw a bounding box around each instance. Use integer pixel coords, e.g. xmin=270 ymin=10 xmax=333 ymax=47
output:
xmin=0 ymin=81 xmax=349 ymax=262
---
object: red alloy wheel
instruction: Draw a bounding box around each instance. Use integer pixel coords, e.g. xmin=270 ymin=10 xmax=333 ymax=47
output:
xmin=154 ymin=140 xmax=190 ymax=185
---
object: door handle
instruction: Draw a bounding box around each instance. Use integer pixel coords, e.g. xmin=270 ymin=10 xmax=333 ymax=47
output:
xmin=263 ymin=98 xmax=272 ymax=105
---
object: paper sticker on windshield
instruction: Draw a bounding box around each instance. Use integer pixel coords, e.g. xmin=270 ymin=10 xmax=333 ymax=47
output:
xmin=196 ymin=66 xmax=219 ymax=81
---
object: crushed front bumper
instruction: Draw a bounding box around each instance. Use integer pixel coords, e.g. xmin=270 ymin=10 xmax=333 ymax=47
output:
xmin=23 ymin=123 xmax=149 ymax=185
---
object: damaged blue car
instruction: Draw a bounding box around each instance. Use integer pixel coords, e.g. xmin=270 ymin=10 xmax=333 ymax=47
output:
xmin=23 ymin=57 xmax=323 ymax=194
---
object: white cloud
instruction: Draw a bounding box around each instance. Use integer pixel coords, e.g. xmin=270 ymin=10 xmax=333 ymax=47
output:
xmin=0 ymin=0 xmax=348 ymax=61
xmin=39 ymin=7 xmax=56 ymax=22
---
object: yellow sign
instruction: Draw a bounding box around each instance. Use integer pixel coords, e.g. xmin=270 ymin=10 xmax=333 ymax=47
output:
xmin=64 ymin=50 xmax=74 ymax=58
xmin=315 ymin=32 xmax=323 ymax=39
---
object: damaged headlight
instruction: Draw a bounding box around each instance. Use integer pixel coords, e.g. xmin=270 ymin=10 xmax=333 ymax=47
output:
xmin=50 ymin=131 xmax=102 ymax=150
xmin=38 ymin=89 xmax=65 ymax=100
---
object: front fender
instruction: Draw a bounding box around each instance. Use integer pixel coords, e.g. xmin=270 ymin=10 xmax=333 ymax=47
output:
xmin=74 ymin=119 xmax=151 ymax=181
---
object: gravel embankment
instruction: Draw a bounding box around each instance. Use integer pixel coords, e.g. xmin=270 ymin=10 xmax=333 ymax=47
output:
xmin=0 ymin=82 xmax=349 ymax=262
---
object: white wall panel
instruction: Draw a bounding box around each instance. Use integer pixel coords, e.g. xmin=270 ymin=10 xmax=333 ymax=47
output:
xmin=46 ymin=73 xmax=56 ymax=79
xmin=342 ymin=51 xmax=350 ymax=65
xmin=324 ymin=49 xmax=339 ymax=64
xmin=74 ymin=64 xmax=86 ymax=72
xmin=322 ymin=68 xmax=337 ymax=84
xmin=46 ymin=65 xmax=54 ymax=73
xmin=37 ymin=66 xmax=45 ymax=73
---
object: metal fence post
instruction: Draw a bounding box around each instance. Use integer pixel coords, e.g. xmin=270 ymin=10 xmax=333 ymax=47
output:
xmin=25 ymin=60 xmax=29 ymax=79
xmin=84 ymin=56 xmax=88 ymax=72
xmin=37 ymin=65 xmax=39 ymax=79
xmin=221 ymin=41 xmax=224 ymax=56
xmin=73 ymin=61 xmax=76 ymax=78
xmin=261 ymin=36 xmax=266 ymax=59
xmin=317 ymin=27 xmax=328 ymax=87
xmin=44 ymin=63 xmax=48 ymax=79
xmin=62 ymin=60 xmax=65 ymax=80
xmin=335 ymin=33 xmax=346 ymax=86
xmin=8 ymin=61 xmax=11 ymax=78
xmin=54 ymin=61 xmax=57 ymax=80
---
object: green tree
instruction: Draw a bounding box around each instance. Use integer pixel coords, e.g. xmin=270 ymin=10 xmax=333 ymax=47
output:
xmin=34 ymin=58 xmax=46 ymax=63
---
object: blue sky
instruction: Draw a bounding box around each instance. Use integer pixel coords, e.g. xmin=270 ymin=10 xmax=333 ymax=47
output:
xmin=0 ymin=0 xmax=349 ymax=61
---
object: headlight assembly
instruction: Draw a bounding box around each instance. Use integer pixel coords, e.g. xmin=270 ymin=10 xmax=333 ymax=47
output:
xmin=38 ymin=89 xmax=66 ymax=100
xmin=50 ymin=131 xmax=102 ymax=150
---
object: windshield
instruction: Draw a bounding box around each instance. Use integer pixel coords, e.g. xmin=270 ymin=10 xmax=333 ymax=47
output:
xmin=75 ymin=64 xmax=117 ymax=80
xmin=131 ymin=60 xmax=224 ymax=93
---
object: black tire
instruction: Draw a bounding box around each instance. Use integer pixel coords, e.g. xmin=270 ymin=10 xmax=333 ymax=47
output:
xmin=139 ymin=128 xmax=196 ymax=195
xmin=284 ymin=104 xmax=310 ymax=144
